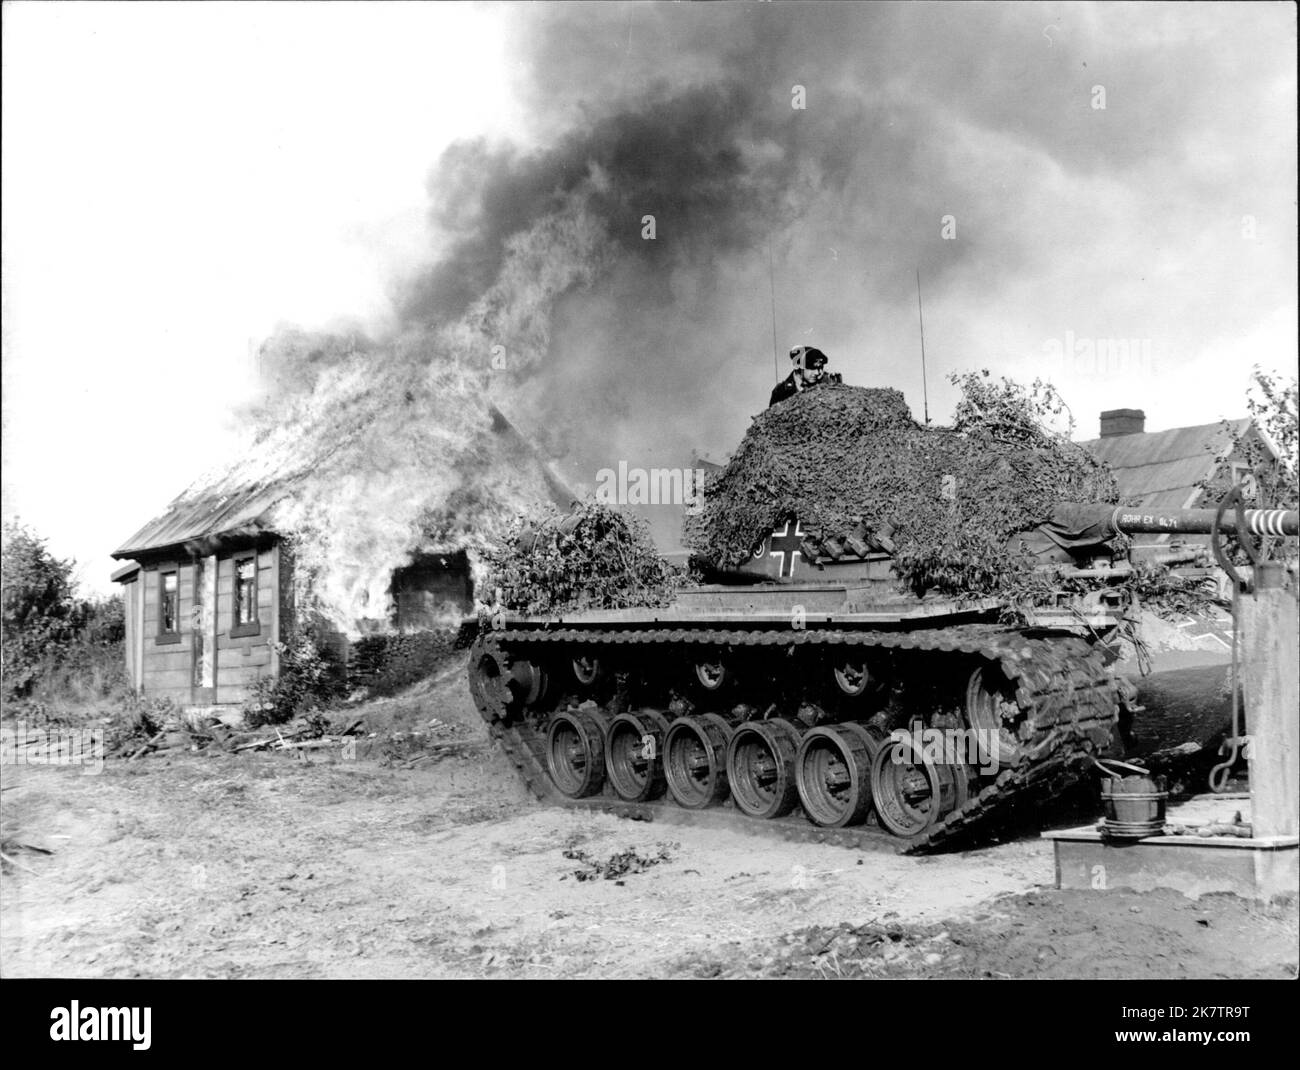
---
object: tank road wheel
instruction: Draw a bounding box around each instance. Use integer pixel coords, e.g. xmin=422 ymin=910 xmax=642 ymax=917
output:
xmin=571 ymin=653 xmax=603 ymax=687
xmin=795 ymin=723 xmax=883 ymax=828
xmin=870 ymin=737 xmax=961 ymax=838
xmin=509 ymin=659 xmax=549 ymax=709
xmin=966 ymin=666 xmax=1024 ymax=769
xmin=605 ymin=710 xmax=671 ymax=802
xmin=546 ymin=710 xmax=607 ymax=798
xmin=726 ymin=719 xmax=802 ymax=819
xmin=694 ymin=657 xmax=731 ymax=692
xmin=664 ymin=714 xmax=732 ymax=809
xmin=832 ymin=660 xmax=872 ymax=697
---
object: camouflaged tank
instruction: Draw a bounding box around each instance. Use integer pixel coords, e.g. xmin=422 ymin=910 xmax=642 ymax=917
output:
xmin=468 ymin=397 xmax=1296 ymax=851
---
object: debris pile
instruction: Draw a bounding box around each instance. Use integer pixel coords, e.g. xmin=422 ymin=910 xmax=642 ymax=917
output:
xmin=785 ymin=922 xmax=961 ymax=978
xmin=486 ymin=499 xmax=686 ymax=614
xmin=561 ymin=841 xmax=678 ymax=883
xmin=152 ymin=710 xmax=481 ymax=767
xmin=684 ymin=379 xmax=1117 ymax=597
xmin=97 ymin=705 xmax=365 ymax=761
xmin=375 ymin=715 xmax=484 ymax=767
xmin=226 ymin=715 xmax=359 ymax=757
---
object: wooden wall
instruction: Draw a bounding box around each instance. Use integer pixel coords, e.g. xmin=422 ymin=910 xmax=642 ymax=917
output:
xmin=215 ymin=547 xmax=277 ymax=702
xmin=140 ymin=561 xmax=195 ymax=704
xmin=133 ymin=543 xmax=279 ymax=706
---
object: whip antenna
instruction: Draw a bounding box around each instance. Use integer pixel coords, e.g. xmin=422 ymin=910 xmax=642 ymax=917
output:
xmin=916 ymin=268 xmax=931 ymax=425
xmin=769 ymin=238 xmax=780 ymax=381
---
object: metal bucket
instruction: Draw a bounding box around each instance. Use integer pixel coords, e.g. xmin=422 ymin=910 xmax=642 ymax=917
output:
xmin=1096 ymin=758 xmax=1167 ymax=840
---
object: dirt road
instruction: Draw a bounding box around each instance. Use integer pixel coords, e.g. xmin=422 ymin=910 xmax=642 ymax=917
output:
xmin=2 ymin=674 xmax=1295 ymax=979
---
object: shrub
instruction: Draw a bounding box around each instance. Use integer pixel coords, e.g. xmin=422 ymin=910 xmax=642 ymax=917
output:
xmin=2 ymin=522 xmax=129 ymax=708
xmin=2 ymin=521 xmax=80 ymax=700
xmin=346 ymin=630 xmax=460 ymax=697
xmin=485 ymin=499 xmax=685 ymax=614
xmin=243 ymin=631 xmax=344 ymax=727
xmin=1198 ymin=367 xmax=1298 ymax=564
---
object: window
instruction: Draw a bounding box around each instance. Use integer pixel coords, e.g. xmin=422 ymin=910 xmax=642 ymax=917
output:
xmin=156 ymin=568 xmax=181 ymax=644
xmin=231 ymin=553 xmax=260 ymax=637
xmin=1230 ymin=461 xmax=1259 ymax=501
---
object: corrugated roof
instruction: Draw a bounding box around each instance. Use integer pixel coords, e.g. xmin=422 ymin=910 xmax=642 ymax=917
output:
xmin=1081 ymin=418 xmax=1250 ymax=510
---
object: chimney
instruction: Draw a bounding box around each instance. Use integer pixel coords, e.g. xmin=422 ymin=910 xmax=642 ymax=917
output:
xmin=1100 ymin=408 xmax=1145 ymax=437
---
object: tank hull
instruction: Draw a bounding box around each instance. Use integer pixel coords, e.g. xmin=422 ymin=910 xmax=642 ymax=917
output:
xmin=471 ymin=503 xmax=1293 ymax=850
xmin=468 ymin=613 xmax=1122 ymax=852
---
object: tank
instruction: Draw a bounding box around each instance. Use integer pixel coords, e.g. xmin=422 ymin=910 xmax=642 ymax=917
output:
xmin=467 ymin=422 xmax=1297 ymax=851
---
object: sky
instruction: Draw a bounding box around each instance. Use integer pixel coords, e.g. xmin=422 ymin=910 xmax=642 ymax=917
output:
xmin=3 ymin=1 xmax=1296 ymax=595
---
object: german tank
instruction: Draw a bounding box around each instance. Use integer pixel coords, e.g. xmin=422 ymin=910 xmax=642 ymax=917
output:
xmin=467 ymin=387 xmax=1297 ymax=852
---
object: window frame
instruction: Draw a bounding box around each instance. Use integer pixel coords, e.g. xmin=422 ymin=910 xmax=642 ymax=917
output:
xmin=156 ymin=565 xmax=182 ymax=645
xmin=1229 ymin=460 xmax=1259 ymax=500
xmin=230 ymin=551 xmax=261 ymax=638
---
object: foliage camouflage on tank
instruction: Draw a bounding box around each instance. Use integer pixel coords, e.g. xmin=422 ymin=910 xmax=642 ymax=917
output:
xmin=470 ymin=372 xmax=1297 ymax=851
xmin=683 ymin=378 xmax=1118 ymax=598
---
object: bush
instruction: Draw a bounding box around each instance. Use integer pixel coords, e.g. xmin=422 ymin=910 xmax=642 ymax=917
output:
xmin=3 ymin=522 xmax=79 ymax=700
xmin=486 ymin=499 xmax=685 ymax=614
xmin=243 ymin=632 xmax=344 ymax=727
xmin=2 ymin=522 xmax=129 ymax=708
xmin=1198 ymin=367 xmax=1298 ymax=564
xmin=346 ymin=630 xmax=460 ymax=697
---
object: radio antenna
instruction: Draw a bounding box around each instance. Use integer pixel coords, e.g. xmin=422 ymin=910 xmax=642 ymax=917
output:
xmin=916 ymin=268 xmax=931 ymax=425
xmin=769 ymin=238 xmax=780 ymax=381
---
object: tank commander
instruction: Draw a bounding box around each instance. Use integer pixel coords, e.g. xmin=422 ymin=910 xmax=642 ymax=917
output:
xmin=769 ymin=345 xmax=841 ymax=407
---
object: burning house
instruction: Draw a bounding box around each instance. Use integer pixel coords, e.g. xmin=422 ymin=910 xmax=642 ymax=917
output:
xmin=110 ymin=399 xmax=573 ymax=709
xmin=112 ymin=10 xmax=1108 ymax=708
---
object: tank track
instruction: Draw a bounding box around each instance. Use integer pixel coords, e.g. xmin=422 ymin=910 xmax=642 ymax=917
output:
xmin=468 ymin=623 xmax=1118 ymax=853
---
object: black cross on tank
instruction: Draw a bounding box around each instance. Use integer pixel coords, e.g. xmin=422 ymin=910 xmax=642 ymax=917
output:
xmin=767 ymin=519 xmax=806 ymax=578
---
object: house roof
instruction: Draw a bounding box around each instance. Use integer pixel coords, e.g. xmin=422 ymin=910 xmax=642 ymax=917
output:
xmin=111 ymin=402 xmax=575 ymax=561
xmin=109 ymin=562 xmax=140 ymax=583
xmin=1080 ymin=418 xmax=1252 ymax=510
xmin=112 ymin=480 xmax=288 ymax=559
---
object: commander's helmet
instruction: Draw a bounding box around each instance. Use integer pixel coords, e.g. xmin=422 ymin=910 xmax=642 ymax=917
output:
xmin=789 ymin=345 xmax=828 ymax=370
xmin=789 ymin=345 xmax=828 ymax=373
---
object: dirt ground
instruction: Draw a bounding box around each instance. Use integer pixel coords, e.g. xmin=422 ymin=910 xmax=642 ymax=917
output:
xmin=2 ymin=671 xmax=1295 ymax=980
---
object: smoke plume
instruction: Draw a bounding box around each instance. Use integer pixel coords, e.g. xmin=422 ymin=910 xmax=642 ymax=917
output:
xmin=238 ymin=1 xmax=1292 ymax=630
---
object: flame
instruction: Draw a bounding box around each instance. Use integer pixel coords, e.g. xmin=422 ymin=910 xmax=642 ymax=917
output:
xmin=212 ymin=62 xmax=882 ymax=636
xmin=218 ymin=191 xmax=612 ymax=634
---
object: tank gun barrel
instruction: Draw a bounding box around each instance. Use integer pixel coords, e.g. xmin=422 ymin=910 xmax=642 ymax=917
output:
xmin=1055 ymin=504 xmax=1298 ymax=538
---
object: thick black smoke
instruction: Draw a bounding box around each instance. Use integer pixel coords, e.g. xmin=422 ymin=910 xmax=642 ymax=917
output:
xmin=253 ymin=1 xmax=1293 ymax=558
xmin=400 ymin=82 xmax=813 ymax=324
xmin=370 ymin=4 xmax=988 ymax=546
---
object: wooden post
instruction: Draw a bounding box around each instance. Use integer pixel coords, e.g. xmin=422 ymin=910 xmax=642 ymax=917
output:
xmin=269 ymin=543 xmax=280 ymax=681
xmin=1240 ymin=562 xmax=1300 ymax=839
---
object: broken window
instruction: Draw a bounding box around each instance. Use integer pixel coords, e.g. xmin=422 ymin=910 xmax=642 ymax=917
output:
xmin=231 ymin=553 xmax=260 ymax=637
xmin=1229 ymin=461 xmax=1259 ymax=501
